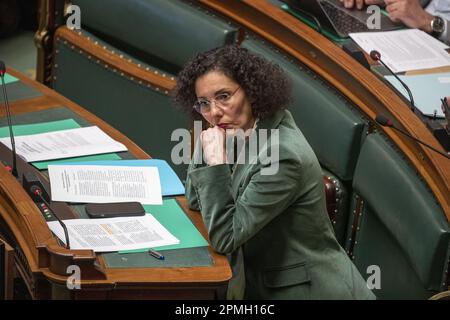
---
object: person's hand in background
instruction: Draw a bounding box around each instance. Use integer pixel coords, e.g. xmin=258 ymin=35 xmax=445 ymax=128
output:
xmin=339 ymin=0 xmax=385 ymax=10
xmin=384 ymin=0 xmax=433 ymax=31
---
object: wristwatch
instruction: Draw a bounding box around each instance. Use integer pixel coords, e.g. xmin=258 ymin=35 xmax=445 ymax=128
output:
xmin=431 ymin=16 xmax=445 ymax=37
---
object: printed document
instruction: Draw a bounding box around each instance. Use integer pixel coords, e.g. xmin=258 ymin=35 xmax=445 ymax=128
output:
xmin=48 ymin=215 xmax=179 ymax=252
xmin=48 ymin=165 xmax=163 ymax=205
xmin=0 ymin=126 xmax=127 ymax=162
xmin=350 ymin=29 xmax=450 ymax=73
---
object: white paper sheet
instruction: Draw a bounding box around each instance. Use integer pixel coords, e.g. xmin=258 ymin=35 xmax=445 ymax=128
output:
xmin=48 ymin=214 xmax=179 ymax=252
xmin=350 ymin=29 xmax=450 ymax=73
xmin=48 ymin=165 xmax=163 ymax=205
xmin=0 ymin=126 xmax=127 ymax=162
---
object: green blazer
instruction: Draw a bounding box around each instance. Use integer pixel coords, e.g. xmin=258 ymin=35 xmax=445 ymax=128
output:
xmin=186 ymin=109 xmax=375 ymax=300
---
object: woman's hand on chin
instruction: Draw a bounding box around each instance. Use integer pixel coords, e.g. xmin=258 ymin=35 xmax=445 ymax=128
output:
xmin=201 ymin=126 xmax=227 ymax=166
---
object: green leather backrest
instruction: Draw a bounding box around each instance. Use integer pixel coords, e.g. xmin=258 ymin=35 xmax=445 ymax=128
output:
xmin=52 ymin=29 xmax=189 ymax=179
xmin=350 ymin=133 xmax=450 ymax=298
xmin=241 ymin=38 xmax=365 ymax=181
xmin=72 ymin=0 xmax=238 ymax=73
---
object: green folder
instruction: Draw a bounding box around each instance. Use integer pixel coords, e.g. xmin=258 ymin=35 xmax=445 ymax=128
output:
xmin=3 ymin=73 xmax=19 ymax=85
xmin=0 ymin=118 xmax=81 ymax=137
xmin=120 ymin=198 xmax=209 ymax=253
xmin=0 ymin=118 xmax=121 ymax=169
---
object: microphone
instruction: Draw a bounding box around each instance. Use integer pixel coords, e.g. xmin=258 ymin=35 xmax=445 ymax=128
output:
xmin=30 ymin=185 xmax=71 ymax=249
xmin=0 ymin=61 xmax=18 ymax=177
xmin=370 ymin=50 xmax=416 ymax=112
xmin=375 ymin=114 xmax=450 ymax=159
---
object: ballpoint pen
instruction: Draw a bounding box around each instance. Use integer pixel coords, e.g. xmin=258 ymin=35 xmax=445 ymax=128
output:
xmin=148 ymin=248 xmax=165 ymax=260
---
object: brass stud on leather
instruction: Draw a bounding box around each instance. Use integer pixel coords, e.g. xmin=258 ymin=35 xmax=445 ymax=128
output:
xmin=94 ymin=41 xmax=98 ymax=45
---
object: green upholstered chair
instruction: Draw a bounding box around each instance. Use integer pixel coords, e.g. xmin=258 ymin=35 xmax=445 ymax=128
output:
xmin=241 ymin=37 xmax=364 ymax=245
xmin=71 ymin=0 xmax=239 ymax=75
xmin=347 ymin=132 xmax=450 ymax=299
xmin=52 ymin=29 xmax=189 ymax=179
xmin=51 ymin=0 xmax=239 ymax=179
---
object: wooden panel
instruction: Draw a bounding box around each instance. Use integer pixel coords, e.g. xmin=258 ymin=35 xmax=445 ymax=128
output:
xmin=0 ymin=68 xmax=231 ymax=299
xmin=0 ymin=236 xmax=15 ymax=300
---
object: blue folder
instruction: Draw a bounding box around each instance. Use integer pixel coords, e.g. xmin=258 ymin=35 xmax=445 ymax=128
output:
xmin=59 ymin=159 xmax=185 ymax=196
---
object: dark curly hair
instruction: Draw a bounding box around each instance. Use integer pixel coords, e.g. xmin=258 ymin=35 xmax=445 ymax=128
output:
xmin=172 ymin=45 xmax=292 ymax=120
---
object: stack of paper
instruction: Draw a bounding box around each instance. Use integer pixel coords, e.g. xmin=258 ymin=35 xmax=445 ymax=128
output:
xmin=48 ymin=164 xmax=163 ymax=205
xmin=350 ymin=29 xmax=450 ymax=73
xmin=48 ymin=214 xmax=179 ymax=252
xmin=0 ymin=126 xmax=127 ymax=162
xmin=61 ymin=159 xmax=185 ymax=196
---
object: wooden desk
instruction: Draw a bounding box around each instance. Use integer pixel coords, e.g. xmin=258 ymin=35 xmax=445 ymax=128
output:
xmin=0 ymin=69 xmax=232 ymax=299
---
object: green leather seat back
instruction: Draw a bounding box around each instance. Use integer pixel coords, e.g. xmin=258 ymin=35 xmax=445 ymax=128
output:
xmin=52 ymin=29 xmax=189 ymax=179
xmin=241 ymin=38 xmax=365 ymax=181
xmin=72 ymin=0 xmax=238 ymax=73
xmin=349 ymin=133 xmax=450 ymax=299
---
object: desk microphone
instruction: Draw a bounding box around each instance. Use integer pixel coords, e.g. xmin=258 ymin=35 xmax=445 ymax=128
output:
xmin=375 ymin=114 xmax=450 ymax=159
xmin=30 ymin=185 xmax=71 ymax=249
xmin=0 ymin=61 xmax=18 ymax=177
xmin=369 ymin=50 xmax=416 ymax=112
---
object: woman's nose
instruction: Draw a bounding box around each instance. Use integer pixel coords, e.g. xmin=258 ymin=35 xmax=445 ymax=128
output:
xmin=210 ymin=100 xmax=224 ymax=119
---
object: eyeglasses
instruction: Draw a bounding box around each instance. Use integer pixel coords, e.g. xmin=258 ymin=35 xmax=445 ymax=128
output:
xmin=193 ymin=86 xmax=240 ymax=114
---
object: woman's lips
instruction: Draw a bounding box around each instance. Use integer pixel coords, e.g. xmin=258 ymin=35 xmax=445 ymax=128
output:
xmin=217 ymin=123 xmax=230 ymax=129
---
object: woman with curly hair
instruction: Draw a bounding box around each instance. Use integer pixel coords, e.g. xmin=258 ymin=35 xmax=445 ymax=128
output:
xmin=173 ymin=45 xmax=375 ymax=300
